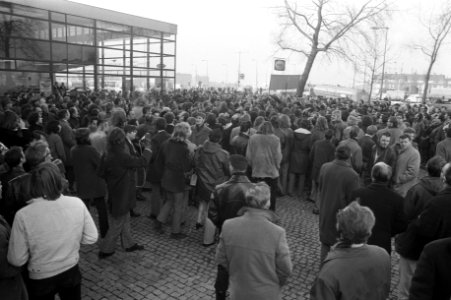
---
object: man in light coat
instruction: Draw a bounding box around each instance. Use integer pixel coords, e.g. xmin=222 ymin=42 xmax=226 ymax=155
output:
xmin=216 ymin=182 xmax=292 ymax=300
xmin=436 ymin=125 xmax=451 ymax=162
xmin=392 ymin=134 xmax=421 ymax=197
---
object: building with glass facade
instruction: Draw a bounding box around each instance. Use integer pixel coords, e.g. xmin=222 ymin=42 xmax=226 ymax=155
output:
xmin=0 ymin=0 xmax=177 ymax=94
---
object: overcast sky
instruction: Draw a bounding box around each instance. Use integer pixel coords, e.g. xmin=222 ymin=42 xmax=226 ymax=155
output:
xmin=70 ymin=0 xmax=451 ymax=88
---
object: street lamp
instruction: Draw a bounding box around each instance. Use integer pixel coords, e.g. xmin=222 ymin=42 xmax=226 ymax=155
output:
xmin=372 ymin=26 xmax=389 ymax=100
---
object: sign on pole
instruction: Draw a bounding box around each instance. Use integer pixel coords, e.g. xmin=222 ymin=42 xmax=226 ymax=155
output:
xmin=274 ymin=59 xmax=286 ymax=71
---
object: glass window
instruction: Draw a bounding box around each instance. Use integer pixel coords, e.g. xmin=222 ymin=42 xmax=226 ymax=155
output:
xmin=52 ymin=42 xmax=67 ymax=62
xmin=0 ymin=2 xmax=13 ymax=13
xmin=148 ymin=38 xmax=161 ymax=53
xmin=163 ymin=40 xmax=175 ymax=56
xmin=132 ymin=52 xmax=147 ymax=68
xmin=7 ymin=15 xmax=49 ymax=40
xmin=67 ymin=15 xmax=94 ymax=27
xmin=0 ymin=71 xmax=46 ymax=92
xmin=133 ymin=27 xmax=160 ymax=38
xmin=67 ymin=26 xmax=94 ymax=45
xmin=132 ymin=37 xmax=148 ymax=52
xmin=97 ymin=30 xmax=131 ymax=48
xmin=51 ymin=22 xmax=66 ymax=42
xmin=0 ymin=59 xmax=15 ymax=70
xmin=12 ymin=4 xmax=48 ymax=20
xmin=133 ymin=69 xmax=160 ymax=77
xmin=97 ymin=21 xmax=130 ymax=33
xmin=51 ymin=12 xmax=65 ymax=22
xmin=148 ymin=56 xmax=161 ymax=69
xmin=10 ymin=38 xmax=50 ymax=60
xmin=163 ymin=57 xmax=175 ymax=70
xmin=99 ymin=48 xmax=125 ymax=65
xmin=67 ymin=45 xmax=95 ymax=66
xmin=55 ymin=73 xmax=68 ymax=86
xmin=16 ymin=60 xmax=50 ymax=72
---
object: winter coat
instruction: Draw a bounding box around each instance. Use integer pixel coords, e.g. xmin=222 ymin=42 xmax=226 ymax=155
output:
xmin=275 ymin=127 xmax=293 ymax=164
xmin=404 ymin=176 xmax=444 ymax=222
xmin=194 ymin=141 xmax=229 ymax=192
xmin=246 ymin=133 xmax=282 ymax=179
xmin=216 ymin=208 xmax=292 ymax=300
xmin=189 ymin=124 xmax=211 ymax=146
xmin=396 ymin=187 xmax=451 ymax=260
xmin=358 ymin=135 xmax=376 ymax=168
xmin=310 ymin=139 xmax=335 ymax=182
xmin=98 ymin=149 xmax=151 ymax=217
xmin=208 ymin=173 xmax=253 ymax=230
xmin=338 ymin=138 xmax=363 ymax=173
xmin=392 ymin=145 xmax=421 ymax=197
xmin=59 ymin=120 xmax=75 ymax=166
xmin=47 ymin=133 xmax=66 ymax=164
xmin=310 ymin=244 xmax=390 ymax=300
xmin=146 ymin=130 xmax=171 ymax=183
xmin=318 ymin=160 xmax=360 ymax=246
xmin=436 ymin=137 xmax=451 ymax=162
xmin=409 ymin=238 xmax=451 ymax=300
xmin=160 ymin=139 xmax=192 ymax=193
xmin=289 ymin=128 xmax=312 ymax=174
xmin=71 ymin=145 xmax=106 ymax=199
xmin=351 ymin=183 xmax=407 ymax=254
xmin=0 ymin=216 xmax=27 ymax=300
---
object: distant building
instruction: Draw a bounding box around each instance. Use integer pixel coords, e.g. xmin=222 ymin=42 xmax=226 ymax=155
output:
xmin=374 ymin=73 xmax=451 ymax=95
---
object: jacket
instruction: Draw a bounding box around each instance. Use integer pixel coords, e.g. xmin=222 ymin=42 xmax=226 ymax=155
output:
xmin=189 ymin=124 xmax=211 ymax=146
xmin=208 ymin=173 xmax=253 ymax=229
xmin=310 ymin=244 xmax=390 ymax=300
xmin=289 ymin=128 xmax=312 ymax=174
xmin=47 ymin=133 xmax=66 ymax=164
xmin=409 ymin=238 xmax=451 ymax=300
xmin=98 ymin=149 xmax=151 ymax=217
xmin=396 ymin=186 xmax=451 ymax=260
xmin=404 ymin=176 xmax=444 ymax=222
xmin=216 ymin=208 xmax=292 ymax=300
xmin=351 ymin=183 xmax=407 ymax=254
xmin=436 ymin=137 xmax=451 ymax=162
xmin=310 ymin=139 xmax=335 ymax=182
xmin=319 ymin=160 xmax=360 ymax=246
xmin=146 ymin=130 xmax=171 ymax=183
xmin=71 ymin=145 xmax=107 ymax=199
xmin=160 ymin=139 xmax=193 ymax=193
xmin=194 ymin=141 xmax=230 ymax=192
xmin=338 ymin=138 xmax=363 ymax=173
xmin=246 ymin=133 xmax=282 ymax=179
xmin=59 ymin=120 xmax=75 ymax=166
xmin=393 ymin=145 xmax=421 ymax=197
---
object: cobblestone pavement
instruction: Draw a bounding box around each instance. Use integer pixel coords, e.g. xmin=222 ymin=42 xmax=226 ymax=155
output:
xmin=79 ymin=194 xmax=401 ymax=300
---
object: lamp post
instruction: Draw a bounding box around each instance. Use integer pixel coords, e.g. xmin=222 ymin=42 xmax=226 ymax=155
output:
xmin=372 ymin=26 xmax=389 ymax=100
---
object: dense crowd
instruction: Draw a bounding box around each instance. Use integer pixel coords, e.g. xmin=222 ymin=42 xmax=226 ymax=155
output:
xmin=0 ymin=85 xmax=450 ymax=300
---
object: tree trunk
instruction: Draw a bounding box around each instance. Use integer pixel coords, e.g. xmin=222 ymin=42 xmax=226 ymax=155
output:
xmin=422 ymin=58 xmax=434 ymax=104
xmin=297 ymin=50 xmax=318 ymax=97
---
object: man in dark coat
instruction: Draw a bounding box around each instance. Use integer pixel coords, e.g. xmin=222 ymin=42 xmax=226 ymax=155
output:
xmin=57 ymin=109 xmax=75 ymax=189
xmin=309 ymin=129 xmax=335 ymax=214
xmin=358 ymin=125 xmax=377 ymax=185
xmin=409 ymin=237 xmax=451 ymax=300
xmin=318 ymin=145 xmax=360 ymax=262
xmin=351 ymin=162 xmax=406 ymax=254
xmin=395 ymin=162 xmax=451 ymax=300
xmin=146 ymin=117 xmax=171 ymax=219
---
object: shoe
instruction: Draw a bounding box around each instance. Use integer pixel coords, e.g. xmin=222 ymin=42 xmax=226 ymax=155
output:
xmin=125 ymin=244 xmax=144 ymax=252
xmin=202 ymin=242 xmax=216 ymax=247
xmin=130 ymin=210 xmax=141 ymax=218
xmin=98 ymin=251 xmax=115 ymax=259
xmin=170 ymin=233 xmax=188 ymax=240
xmin=312 ymin=208 xmax=319 ymax=215
xmin=195 ymin=222 xmax=203 ymax=230
xmin=154 ymin=220 xmax=164 ymax=234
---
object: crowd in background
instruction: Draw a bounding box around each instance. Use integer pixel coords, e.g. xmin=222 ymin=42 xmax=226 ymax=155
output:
xmin=0 ymin=85 xmax=450 ymax=300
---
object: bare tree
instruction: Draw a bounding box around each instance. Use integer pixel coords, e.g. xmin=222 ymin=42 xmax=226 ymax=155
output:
xmin=277 ymin=0 xmax=390 ymax=96
xmin=415 ymin=3 xmax=451 ymax=103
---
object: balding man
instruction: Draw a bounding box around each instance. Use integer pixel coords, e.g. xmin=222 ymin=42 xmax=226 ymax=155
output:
xmin=351 ymin=162 xmax=406 ymax=255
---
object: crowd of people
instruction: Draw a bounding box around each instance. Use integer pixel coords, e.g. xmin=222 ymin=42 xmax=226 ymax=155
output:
xmin=0 ymin=85 xmax=450 ymax=300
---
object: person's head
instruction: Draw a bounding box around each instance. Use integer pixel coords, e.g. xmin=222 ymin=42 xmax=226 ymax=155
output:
xmin=349 ymin=125 xmax=360 ymax=139
xmin=25 ymin=140 xmax=51 ymax=169
xmin=315 ymin=116 xmax=329 ymax=131
xmin=371 ymin=162 xmax=392 ymax=183
xmin=399 ymin=134 xmax=412 ymax=150
xmin=229 ymin=154 xmax=248 ymax=173
xmin=4 ymin=146 xmax=25 ymax=169
xmin=366 ymin=125 xmax=378 ymax=137
xmin=0 ymin=110 xmax=20 ymax=130
xmin=441 ymin=163 xmax=451 ymax=186
xmin=253 ymin=116 xmax=265 ymax=129
xmin=387 ymin=116 xmax=398 ymax=128
xmin=57 ymin=109 xmax=69 ymax=121
xmin=107 ymin=127 xmax=126 ymax=153
xmin=445 ymin=125 xmax=451 ymax=138
xmin=335 ymin=145 xmax=351 ymax=161
xmin=336 ymin=201 xmax=375 ymax=244
xmin=69 ymin=107 xmax=79 ymax=118
xmin=28 ymin=111 xmax=42 ymax=126
xmin=379 ymin=132 xmax=391 ymax=149
xmin=29 ymin=162 xmax=63 ymax=200
xmin=403 ymin=128 xmax=416 ymax=141
xmin=279 ymin=114 xmax=291 ymax=129
xmin=324 ymin=129 xmax=334 ymax=140
xmin=194 ymin=112 xmax=206 ymax=126
xmin=164 ymin=112 xmax=175 ymax=124
xmin=245 ymin=182 xmax=271 ymax=209
xmin=257 ymin=121 xmax=274 ymax=135
xmin=209 ymin=127 xmax=223 ymax=143
xmin=45 ymin=120 xmax=61 ymax=135
xmin=124 ymin=124 xmax=137 ymax=140
xmin=110 ymin=109 xmax=127 ymax=128
xmin=75 ymin=128 xmax=91 ymax=146
xmin=154 ymin=117 xmax=167 ymax=131
xmin=172 ymin=122 xmax=192 ymax=142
